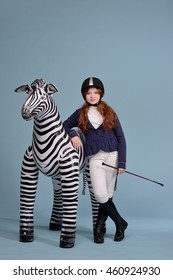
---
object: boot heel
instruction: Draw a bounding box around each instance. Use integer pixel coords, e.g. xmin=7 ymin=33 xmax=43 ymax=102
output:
xmin=94 ymin=230 xmax=104 ymax=243
xmin=114 ymin=220 xmax=128 ymax=242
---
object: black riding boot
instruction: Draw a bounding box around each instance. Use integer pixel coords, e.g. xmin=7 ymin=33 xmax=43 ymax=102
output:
xmin=101 ymin=199 xmax=128 ymax=241
xmin=94 ymin=204 xmax=108 ymax=243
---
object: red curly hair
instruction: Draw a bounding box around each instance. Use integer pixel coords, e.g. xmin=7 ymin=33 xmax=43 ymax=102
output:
xmin=79 ymin=89 xmax=118 ymax=134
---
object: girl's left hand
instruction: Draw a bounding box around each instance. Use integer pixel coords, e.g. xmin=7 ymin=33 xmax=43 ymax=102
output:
xmin=118 ymin=168 xmax=125 ymax=174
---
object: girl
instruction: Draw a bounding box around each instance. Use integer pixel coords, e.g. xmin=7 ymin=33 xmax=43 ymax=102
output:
xmin=63 ymin=77 xmax=128 ymax=243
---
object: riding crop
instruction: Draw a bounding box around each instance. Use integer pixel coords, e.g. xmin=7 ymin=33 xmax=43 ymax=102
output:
xmin=102 ymin=162 xmax=164 ymax=187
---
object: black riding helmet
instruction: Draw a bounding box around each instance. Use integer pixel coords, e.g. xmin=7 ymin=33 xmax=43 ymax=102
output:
xmin=81 ymin=77 xmax=104 ymax=99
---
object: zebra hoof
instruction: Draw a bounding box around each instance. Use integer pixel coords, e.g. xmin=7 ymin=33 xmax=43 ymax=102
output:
xmin=20 ymin=228 xmax=34 ymax=242
xmin=59 ymin=236 xmax=75 ymax=248
xmin=20 ymin=233 xmax=34 ymax=242
xmin=49 ymin=222 xmax=61 ymax=231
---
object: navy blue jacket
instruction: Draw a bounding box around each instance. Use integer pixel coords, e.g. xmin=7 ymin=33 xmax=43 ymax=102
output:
xmin=63 ymin=109 xmax=126 ymax=169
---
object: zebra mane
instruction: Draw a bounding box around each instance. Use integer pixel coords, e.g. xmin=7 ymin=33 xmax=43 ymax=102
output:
xmin=31 ymin=79 xmax=47 ymax=89
xmin=31 ymin=79 xmax=58 ymax=95
xmin=15 ymin=79 xmax=58 ymax=95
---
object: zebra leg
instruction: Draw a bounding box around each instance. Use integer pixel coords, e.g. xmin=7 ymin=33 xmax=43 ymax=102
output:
xmin=84 ymin=161 xmax=99 ymax=230
xmin=49 ymin=178 xmax=62 ymax=230
xmin=59 ymin=152 xmax=80 ymax=248
xmin=19 ymin=146 xmax=39 ymax=242
xmin=87 ymin=179 xmax=100 ymax=230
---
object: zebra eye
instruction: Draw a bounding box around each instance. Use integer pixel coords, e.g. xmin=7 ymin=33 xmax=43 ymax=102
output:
xmin=40 ymin=95 xmax=47 ymax=100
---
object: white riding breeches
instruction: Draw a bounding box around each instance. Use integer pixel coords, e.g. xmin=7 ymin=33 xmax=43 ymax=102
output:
xmin=89 ymin=150 xmax=118 ymax=203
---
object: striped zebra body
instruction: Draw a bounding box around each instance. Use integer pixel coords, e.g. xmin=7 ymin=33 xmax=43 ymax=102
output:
xmin=15 ymin=79 xmax=98 ymax=248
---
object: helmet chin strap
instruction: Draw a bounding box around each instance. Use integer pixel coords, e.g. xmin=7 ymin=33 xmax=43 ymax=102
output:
xmin=86 ymin=98 xmax=102 ymax=107
xmin=86 ymin=102 xmax=99 ymax=107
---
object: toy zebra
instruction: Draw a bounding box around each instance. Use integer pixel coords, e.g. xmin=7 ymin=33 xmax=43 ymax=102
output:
xmin=15 ymin=79 xmax=99 ymax=248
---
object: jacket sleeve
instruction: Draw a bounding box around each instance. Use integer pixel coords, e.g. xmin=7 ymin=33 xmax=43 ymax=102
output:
xmin=113 ymin=120 xmax=126 ymax=169
xmin=63 ymin=109 xmax=80 ymax=138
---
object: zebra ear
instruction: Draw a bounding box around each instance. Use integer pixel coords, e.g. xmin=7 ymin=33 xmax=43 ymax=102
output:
xmin=46 ymin=83 xmax=58 ymax=95
xmin=15 ymin=84 xmax=32 ymax=94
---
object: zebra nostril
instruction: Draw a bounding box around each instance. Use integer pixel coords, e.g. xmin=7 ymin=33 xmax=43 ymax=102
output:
xmin=24 ymin=108 xmax=29 ymax=114
xmin=22 ymin=107 xmax=31 ymax=118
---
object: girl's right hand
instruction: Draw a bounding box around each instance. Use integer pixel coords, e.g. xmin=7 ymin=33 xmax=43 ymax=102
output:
xmin=118 ymin=168 xmax=125 ymax=174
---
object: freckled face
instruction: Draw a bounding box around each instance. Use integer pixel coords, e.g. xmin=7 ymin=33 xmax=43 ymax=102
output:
xmin=85 ymin=87 xmax=101 ymax=105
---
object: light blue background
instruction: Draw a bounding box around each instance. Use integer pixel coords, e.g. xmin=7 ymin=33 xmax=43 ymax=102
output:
xmin=0 ymin=0 xmax=173 ymax=259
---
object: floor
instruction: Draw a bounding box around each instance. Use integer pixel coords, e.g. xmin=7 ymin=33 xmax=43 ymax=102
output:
xmin=0 ymin=215 xmax=173 ymax=260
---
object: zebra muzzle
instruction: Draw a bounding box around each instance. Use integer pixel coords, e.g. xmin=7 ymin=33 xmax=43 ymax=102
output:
xmin=22 ymin=107 xmax=32 ymax=120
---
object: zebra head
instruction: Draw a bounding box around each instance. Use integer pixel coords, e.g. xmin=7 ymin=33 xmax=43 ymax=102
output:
xmin=15 ymin=79 xmax=58 ymax=120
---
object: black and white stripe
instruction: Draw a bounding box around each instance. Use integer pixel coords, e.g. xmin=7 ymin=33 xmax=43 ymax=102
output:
xmin=15 ymin=79 xmax=98 ymax=248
